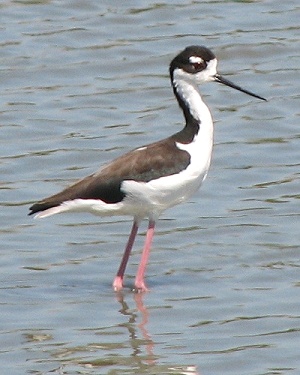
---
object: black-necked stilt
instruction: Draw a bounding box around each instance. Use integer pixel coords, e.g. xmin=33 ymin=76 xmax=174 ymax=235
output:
xmin=29 ymin=46 xmax=266 ymax=292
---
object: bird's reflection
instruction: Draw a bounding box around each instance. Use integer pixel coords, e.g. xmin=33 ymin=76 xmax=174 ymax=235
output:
xmin=115 ymin=291 xmax=155 ymax=363
xmin=115 ymin=291 xmax=200 ymax=375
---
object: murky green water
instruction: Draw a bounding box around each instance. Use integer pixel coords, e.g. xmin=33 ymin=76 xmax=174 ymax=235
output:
xmin=1 ymin=1 xmax=299 ymax=374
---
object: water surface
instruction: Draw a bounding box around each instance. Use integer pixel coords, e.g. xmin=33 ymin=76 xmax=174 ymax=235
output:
xmin=1 ymin=1 xmax=299 ymax=374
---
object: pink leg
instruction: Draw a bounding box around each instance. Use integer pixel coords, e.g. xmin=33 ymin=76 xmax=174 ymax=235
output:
xmin=134 ymin=219 xmax=155 ymax=292
xmin=113 ymin=220 xmax=139 ymax=291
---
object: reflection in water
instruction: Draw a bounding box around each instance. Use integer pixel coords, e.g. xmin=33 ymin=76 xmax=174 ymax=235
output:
xmin=116 ymin=291 xmax=155 ymax=364
xmin=21 ymin=293 xmax=201 ymax=374
xmin=115 ymin=291 xmax=201 ymax=375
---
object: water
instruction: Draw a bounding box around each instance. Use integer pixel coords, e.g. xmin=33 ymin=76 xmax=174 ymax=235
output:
xmin=1 ymin=1 xmax=299 ymax=374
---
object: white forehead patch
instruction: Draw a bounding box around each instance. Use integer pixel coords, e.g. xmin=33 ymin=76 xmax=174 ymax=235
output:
xmin=189 ymin=56 xmax=204 ymax=64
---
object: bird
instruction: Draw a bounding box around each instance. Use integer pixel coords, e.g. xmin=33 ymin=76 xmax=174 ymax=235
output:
xmin=29 ymin=45 xmax=266 ymax=292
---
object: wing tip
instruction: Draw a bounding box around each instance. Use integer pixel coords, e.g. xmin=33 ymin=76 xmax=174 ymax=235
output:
xmin=28 ymin=201 xmax=63 ymax=219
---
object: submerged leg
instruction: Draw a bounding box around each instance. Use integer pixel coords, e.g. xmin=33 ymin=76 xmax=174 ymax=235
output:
xmin=134 ymin=219 xmax=155 ymax=292
xmin=113 ymin=220 xmax=139 ymax=291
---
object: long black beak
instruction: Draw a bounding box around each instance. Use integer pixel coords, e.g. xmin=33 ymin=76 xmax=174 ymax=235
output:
xmin=214 ymin=74 xmax=267 ymax=101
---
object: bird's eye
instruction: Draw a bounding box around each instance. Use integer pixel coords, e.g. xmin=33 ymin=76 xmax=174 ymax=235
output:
xmin=192 ymin=61 xmax=206 ymax=71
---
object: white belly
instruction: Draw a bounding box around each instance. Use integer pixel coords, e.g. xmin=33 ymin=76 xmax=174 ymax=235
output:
xmin=118 ymin=125 xmax=214 ymax=219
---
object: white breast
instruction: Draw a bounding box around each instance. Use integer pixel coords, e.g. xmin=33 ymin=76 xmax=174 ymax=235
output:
xmin=121 ymin=118 xmax=213 ymax=219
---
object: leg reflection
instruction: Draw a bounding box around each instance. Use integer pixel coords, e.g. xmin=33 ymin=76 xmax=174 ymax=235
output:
xmin=115 ymin=291 xmax=201 ymax=374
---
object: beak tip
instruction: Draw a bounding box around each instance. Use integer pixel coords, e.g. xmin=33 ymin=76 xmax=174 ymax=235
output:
xmin=215 ymin=74 xmax=267 ymax=102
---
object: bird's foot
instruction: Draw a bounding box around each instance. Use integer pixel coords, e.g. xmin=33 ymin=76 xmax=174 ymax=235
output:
xmin=132 ymin=280 xmax=149 ymax=293
xmin=112 ymin=276 xmax=123 ymax=292
xmin=113 ymin=277 xmax=149 ymax=293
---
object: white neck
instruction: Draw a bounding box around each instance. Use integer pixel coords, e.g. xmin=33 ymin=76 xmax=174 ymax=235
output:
xmin=172 ymin=70 xmax=214 ymax=179
xmin=173 ymin=70 xmax=213 ymax=129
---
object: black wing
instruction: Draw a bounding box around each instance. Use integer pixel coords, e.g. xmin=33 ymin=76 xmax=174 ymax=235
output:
xmin=29 ymin=136 xmax=190 ymax=215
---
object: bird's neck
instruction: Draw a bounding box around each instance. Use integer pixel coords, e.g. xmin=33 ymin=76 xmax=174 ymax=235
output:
xmin=173 ymin=76 xmax=213 ymax=127
xmin=171 ymin=74 xmax=213 ymax=143
xmin=171 ymin=73 xmax=214 ymax=183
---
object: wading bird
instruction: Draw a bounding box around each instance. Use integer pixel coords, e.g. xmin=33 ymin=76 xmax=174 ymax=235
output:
xmin=29 ymin=46 xmax=266 ymax=292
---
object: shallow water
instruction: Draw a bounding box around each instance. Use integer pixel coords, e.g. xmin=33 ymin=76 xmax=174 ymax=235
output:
xmin=1 ymin=1 xmax=299 ymax=374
